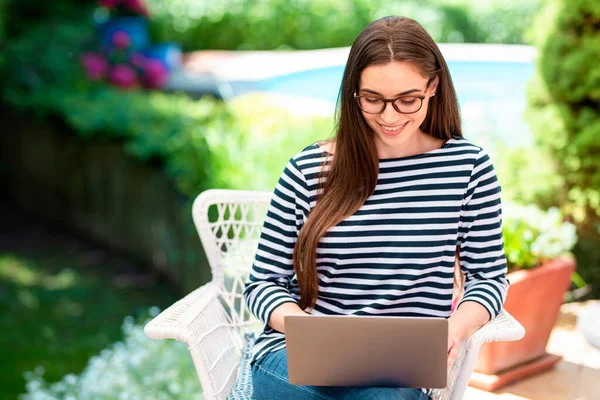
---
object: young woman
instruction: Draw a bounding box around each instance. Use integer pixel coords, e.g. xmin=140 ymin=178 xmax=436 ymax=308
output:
xmin=243 ymin=16 xmax=509 ymax=400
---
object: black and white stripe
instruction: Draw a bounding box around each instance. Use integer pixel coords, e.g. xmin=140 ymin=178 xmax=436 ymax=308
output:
xmin=244 ymin=137 xmax=509 ymax=367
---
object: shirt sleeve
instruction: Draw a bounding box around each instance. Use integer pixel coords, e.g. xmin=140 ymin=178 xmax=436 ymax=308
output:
xmin=243 ymin=157 xmax=309 ymax=328
xmin=457 ymin=148 xmax=510 ymax=320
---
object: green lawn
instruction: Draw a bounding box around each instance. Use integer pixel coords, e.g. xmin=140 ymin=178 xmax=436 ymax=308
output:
xmin=0 ymin=205 xmax=179 ymax=399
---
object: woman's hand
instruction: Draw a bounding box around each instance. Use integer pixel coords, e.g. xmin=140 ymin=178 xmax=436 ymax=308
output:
xmin=268 ymin=302 xmax=308 ymax=333
xmin=446 ymin=301 xmax=492 ymax=368
xmin=447 ymin=317 xmax=468 ymax=368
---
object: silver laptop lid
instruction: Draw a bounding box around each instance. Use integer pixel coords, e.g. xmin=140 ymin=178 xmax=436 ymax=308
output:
xmin=285 ymin=315 xmax=448 ymax=388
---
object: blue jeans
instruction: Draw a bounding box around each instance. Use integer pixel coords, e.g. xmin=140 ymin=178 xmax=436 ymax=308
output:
xmin=252 ymin=349 xmax=431 ymax=400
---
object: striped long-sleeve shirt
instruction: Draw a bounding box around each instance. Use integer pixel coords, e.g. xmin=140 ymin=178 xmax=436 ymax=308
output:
xmin=243 ymin=136 xmax=510 ymax=366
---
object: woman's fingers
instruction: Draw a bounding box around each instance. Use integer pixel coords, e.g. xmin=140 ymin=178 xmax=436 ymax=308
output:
xmin=447 ymin=342 xmax=458 ymax=368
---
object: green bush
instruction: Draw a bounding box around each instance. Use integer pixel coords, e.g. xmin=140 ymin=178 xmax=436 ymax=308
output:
xmin=2 ymin=24 xmax=335 ymax=196
xmin=502 ymin=203 xmax=578 ymax=271
xmin=525 ymin=0 xmax=600 ymax=296
xmin=1 ymin=0 xmax=541 ymax=52
xmin=0 ymin=18 xmax=93 ymax=103
xmin=0 ymin=0 xmax=5 ymax=69
xmin=0 ymin=0 xmax=5 ymax=39
xmin=2 ymin=0 xmax=94 ymax=39
xmin=214 ymin=93 xmax=332 ymax=191
xmin=145 ymin=0 xmax=541 ymax=51
xmin=494 ymin=143 xmax=566 ymax=211
xmin=2 ymin=20 xmax=222 ymax=195
xmin=461 ymin=0 xmax=543 ymax=44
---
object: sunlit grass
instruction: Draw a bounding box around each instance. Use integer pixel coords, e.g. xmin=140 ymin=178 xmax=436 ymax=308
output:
xmin=0 ymin=254 xmax=78 ymax=290
xmin=0 ymin=238 xmax=178 ymax=398
xmin=0 ymin=255 xmax=39 ymax=286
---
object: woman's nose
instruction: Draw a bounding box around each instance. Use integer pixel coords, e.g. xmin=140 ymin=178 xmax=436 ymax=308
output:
xmin=380 ymin=102 xmax=400 ymax=124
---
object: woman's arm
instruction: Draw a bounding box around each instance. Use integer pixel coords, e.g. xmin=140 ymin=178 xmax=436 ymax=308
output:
xmin=456 ymin=148 xmax=509 ymax=320
xmin=448 ymin=148 xmax=510 ymax=366
xmin=243 ymin=158 xmax=310 ymax=333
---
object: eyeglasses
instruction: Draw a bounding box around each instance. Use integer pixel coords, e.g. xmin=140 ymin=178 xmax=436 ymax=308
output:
xmin=353 ymin=93 xmax=426 ymax=114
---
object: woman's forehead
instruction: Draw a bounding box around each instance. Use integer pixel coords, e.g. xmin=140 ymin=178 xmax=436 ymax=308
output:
xmin=359 ymin=61 xmax=428 ymax=95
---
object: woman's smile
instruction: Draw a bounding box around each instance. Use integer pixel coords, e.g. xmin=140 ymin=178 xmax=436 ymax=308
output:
xmin=377 ymin=121 xmax=409 ymax=136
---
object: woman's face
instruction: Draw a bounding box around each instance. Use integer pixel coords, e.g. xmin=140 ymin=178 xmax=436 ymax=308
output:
xmin=357 ymin=61 xmax=438 ymax=153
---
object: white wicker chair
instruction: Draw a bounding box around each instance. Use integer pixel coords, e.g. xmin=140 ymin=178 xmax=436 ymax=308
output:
xmin=144 ymin=189 xmax=526 ymax=400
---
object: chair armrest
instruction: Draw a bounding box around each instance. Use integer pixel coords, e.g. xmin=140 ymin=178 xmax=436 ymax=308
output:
xmin=144 ymin=281 xmax=243 ymax=400
xmin=468 ymin=308 xmax=526 ymax=346
xmin=144 ymin=281 xmax=221 ymax=343
xmin=432 ymin=309 xmax=525 ymax=400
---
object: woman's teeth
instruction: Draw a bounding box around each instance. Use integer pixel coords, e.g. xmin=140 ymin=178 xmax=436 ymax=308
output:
xmin=381 ymin=122 xmax=407 ymax=131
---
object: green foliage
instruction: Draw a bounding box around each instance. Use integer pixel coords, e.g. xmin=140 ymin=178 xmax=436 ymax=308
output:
xmin=1 ymin=14 xmax=337 ymax=196
xmin=455 ymin=0 xmax=543 ymax=44
xmin=0 ymin=0 xmax=5 ymax=69
xmin=525 ymin=0 xmax=600 ymax=295
xmin=502 ymin=203 xmax=578 ymax=271
xmin=0 ymin=0 xmax=5 ymax=39
xmin=213 ymin=93 xmax=333 ymax=191
xmin=2 ymin=0 xmax=95 ymax=38
xmin=2 ymin=21 xmax=220 ymax=195
xmin=144 ymin=0 xmax=541 ymax=51
xmin=1 ymin=19 xmax=92 ymax=99
xmin=7 ymin=87 xmax=231 ymax=196
xmin=495 ymin=143 xmax=567 ymax=211
xmin=1 ymin=21 xmax=331 ymax=197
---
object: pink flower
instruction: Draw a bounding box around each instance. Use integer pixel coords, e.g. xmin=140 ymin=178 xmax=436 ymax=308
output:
xmin=109 ymin=64 xmax=138 ymax=89
xmin=129 ymin=52 xmax=148 ymax=69
xmin=80 ymin=52 xmax=109 ymax=81
xmin=112 ymin=30 xmax=131 ymax=49
xmin=99 ymin=0 xmax=121 ymax=8
xmin=142 ymin=60 xmax=169 ymax=89
xmin=123 ymin=0 xmax=149 ymax=16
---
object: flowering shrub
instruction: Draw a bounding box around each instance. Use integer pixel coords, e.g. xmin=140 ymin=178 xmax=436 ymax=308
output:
xmin=502 ymin=202 xmax=578 ymax=271
xmin=80 ymin=0 xmax=171 ymax=90
xmin=80 ymin=48 xmax=169 ymax=90
xmin=21 ymin=308 xmax=203 ymax=400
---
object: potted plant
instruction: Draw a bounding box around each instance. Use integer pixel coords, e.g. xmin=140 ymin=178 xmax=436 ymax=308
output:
xmin=468 ymin=203 xmax=578 ymax=391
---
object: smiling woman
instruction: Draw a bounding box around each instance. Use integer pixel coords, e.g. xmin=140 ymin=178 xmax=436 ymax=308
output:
xmin=244 ymin=16 xmax=509 ymax=400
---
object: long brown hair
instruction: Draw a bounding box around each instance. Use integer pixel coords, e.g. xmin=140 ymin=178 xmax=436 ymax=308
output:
xmin=293 ymin=16 xmax=463 ymax=310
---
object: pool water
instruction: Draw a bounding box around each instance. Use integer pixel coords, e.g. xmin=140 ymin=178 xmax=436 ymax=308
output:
xmin=229 ymin=60 xmax=535 ymax=148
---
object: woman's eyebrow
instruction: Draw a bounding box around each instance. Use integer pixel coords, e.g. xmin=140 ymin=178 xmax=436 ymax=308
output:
xmin=360 ymin=88 xmax=421 ymax=96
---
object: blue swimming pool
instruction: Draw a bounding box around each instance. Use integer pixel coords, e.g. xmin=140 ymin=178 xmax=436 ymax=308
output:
xmin=228 ymin=59 xmax=536 ymax=148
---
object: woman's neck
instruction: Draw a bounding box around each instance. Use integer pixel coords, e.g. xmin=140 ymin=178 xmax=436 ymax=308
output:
xmin=375 ymin=130 xmax=444 ymax=159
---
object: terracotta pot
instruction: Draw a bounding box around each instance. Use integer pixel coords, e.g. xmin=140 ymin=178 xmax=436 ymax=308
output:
xmin=474 ymin=257 xmax=575 ymax=375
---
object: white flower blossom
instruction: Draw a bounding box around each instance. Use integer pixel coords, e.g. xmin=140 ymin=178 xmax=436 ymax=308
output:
xmin=21 ymin=316 xmax=202 ymax=399
xmin=503 ymin=201 xmax=578 ymax=268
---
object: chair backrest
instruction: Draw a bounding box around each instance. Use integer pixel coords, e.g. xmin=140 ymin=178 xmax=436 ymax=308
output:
xmin=192 ymin=189 xmax=272 ymax=336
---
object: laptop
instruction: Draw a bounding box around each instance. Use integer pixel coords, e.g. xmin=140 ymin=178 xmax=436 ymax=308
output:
xmin=285 ymin=315 xmax=448 ymax=388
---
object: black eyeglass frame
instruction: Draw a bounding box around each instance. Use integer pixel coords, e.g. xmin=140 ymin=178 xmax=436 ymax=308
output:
xmin=353 ymin=93 xmax=427 ymax=115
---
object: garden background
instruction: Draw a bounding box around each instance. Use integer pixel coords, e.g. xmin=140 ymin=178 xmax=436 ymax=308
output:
xmin=0 ymin=0 xmax=598 ymax=398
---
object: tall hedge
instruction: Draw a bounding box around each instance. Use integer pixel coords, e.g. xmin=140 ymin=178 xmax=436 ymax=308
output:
xmin=526 ymin=0 xmax=600 ymax=296
xmin=145 ymin=0 xmax=541 ymax=51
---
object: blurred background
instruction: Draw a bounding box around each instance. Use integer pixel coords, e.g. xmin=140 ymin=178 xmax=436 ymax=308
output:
xmin=0 ymin=0 xmax=599 ymax=399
